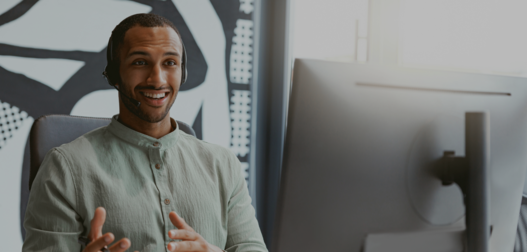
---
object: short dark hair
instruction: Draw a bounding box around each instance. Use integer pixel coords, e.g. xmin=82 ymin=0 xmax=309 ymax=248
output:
xmin=108 ymin=13 xmax=182 ymax=63
xmin=104 ymin=13 xmax=184 ymax=85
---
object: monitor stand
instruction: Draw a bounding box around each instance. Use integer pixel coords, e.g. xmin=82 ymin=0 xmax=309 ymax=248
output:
xmin=439 ymin=112 xmax=490 ymax=252
xmin=365 ymin=112 xmax=490 ymax=252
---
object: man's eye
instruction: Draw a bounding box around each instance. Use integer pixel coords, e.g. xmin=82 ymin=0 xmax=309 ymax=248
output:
xmin=133 ymin=61 xmax=146 ymax=65
xmin=166 ymin=61 xmax=177 ymax=66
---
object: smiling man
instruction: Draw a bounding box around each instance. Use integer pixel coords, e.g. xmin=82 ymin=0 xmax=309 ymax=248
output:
xmin=22 ymin=14 xmax=267 ymax=252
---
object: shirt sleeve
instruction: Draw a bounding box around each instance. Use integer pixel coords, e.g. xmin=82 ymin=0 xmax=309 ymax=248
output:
xmin=22 ymin=148 xmax=83 ymax=252
xmin=224 ymin=153 xmax=268 ymax=252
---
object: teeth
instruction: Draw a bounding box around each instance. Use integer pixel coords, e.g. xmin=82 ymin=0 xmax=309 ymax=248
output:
xmin=142 ymin=92 xmax=166 ymax=99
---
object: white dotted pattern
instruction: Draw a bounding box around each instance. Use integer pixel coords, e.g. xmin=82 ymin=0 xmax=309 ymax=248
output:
xmin=239 ymin=0 xmax=254 ymax=14
xmin=230 ymin=19 xmax=254 ymax=84
xmin=240 ymin=162 xmax=249 ymax=181
xmin=0 ymin=100 xmax=28 ymax=150
xmin=230 ymin=90 xmax=251 ymax=157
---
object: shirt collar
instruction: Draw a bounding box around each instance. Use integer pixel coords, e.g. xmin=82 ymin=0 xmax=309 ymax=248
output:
xmin=107 ymin=115 xmax=180 ymax=151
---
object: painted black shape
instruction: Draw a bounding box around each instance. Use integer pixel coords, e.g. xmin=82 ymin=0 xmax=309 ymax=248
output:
xmin=192 ymin=103 xmax=203 ymax=140
xmin=0 ymin=48 xmax=112 ymax=118
xmin=0 ymin=43 xmax=98 ymax=61
xmin=56 ymin=49 xmax=113 ymax=114
xmin=149 ymin=1 xmax=207 ymax=91
xmin=0 ymin=66 xmax=62 ymax=116
xmin=0 ymin=0 xmax=39 ymax=26
xmin=20 ymin=138 xmax=30 ymax=240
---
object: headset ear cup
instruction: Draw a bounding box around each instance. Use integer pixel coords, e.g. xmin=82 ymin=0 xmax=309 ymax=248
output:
xmin=181 ymin=42 xmax=188 ymax=85
xmin=104 ymin=36 xmax=118 ymax=86
xmin=182 ymin=67 xmax=188 ymax=84
xmin=106 ymin=63 xmax=121 ymax=86
xmin=103 ymin=66 xmax=114 ymax=86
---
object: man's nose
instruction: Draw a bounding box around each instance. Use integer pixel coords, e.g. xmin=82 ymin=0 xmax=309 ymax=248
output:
xmin=146 ymin=63 xmax=166 ymax=87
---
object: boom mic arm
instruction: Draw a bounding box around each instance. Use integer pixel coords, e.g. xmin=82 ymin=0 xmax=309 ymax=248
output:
xmin=113 ymin=84 xmax=141 ymax=108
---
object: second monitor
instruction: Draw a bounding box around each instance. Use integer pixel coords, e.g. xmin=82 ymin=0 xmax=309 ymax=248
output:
xmin=273 ymin=59 xmax=527 ymax=252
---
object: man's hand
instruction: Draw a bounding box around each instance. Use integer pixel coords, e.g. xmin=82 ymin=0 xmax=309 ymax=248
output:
xmin=167 ymin=211 xmax=224 ymax=252
xmin=82 ymin=207 xmax=132 ymax=252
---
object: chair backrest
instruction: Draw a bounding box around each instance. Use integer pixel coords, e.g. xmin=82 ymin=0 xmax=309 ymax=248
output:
xmin=29 ymin=114 xmax=196 ymax=190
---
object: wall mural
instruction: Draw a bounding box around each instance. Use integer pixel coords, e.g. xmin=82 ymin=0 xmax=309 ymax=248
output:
xmin=0 ymin=0 xmax=256 ymax=250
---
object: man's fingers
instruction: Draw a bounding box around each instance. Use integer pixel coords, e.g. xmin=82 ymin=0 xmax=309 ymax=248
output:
xmin=84 ymin=232 xmax=114 ymax=252
xmin=167 ymin=241 xmax=205 ymax=252
xmin=89 ymin=207 xmax=107 ymax=240
xmin=108 ymin=238 xmax=131 ymax=252
xmin=168 ymin=229 xmax=199 ymax=241
xmin=168 ymin=211 xmax=193 ymax=231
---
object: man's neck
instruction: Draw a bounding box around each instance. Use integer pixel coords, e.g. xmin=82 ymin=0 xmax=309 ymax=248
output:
xmin=117 ymin=112 xmax=173 ymax=139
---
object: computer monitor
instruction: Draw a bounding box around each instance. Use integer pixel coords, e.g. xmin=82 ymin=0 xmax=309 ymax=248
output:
xmin=273 ymin=58 xmax=527 ymax=252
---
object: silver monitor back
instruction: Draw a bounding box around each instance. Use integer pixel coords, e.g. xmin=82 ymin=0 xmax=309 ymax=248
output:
xmin=273 ymin=58 xmax=527 ymax=252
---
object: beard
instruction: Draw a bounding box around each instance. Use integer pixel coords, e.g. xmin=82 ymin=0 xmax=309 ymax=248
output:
xmin=120 ymin=86 xmax=175 ymax=123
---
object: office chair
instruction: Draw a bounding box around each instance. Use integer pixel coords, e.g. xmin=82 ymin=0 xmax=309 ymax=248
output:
xmin=28 ymin=114 xmax=196 ymax=190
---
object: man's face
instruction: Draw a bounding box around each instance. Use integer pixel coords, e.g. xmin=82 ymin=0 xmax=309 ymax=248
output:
xmin=118 ymin=25 xmax=183 ymax=123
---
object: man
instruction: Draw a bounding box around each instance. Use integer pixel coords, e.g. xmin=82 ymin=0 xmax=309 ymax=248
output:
xmin=22 ymin=13 xmax=267 ymax=252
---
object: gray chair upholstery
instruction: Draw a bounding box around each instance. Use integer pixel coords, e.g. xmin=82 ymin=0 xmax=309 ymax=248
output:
xmin=29 ymin=114 xmax=195 ymax=190
xmin=515 ymin=196 xmax=527 ymax=251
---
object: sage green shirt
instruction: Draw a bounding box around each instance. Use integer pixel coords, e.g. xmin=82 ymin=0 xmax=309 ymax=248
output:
xmin=22 ymin=116 xmax=267 ymax=252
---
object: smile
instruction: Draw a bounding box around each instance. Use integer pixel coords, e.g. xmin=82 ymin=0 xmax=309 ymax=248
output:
xmin=141 ymin=92 xmax=166 ymax=99
xmin=139 ymin=91 xmax=170 ymax=107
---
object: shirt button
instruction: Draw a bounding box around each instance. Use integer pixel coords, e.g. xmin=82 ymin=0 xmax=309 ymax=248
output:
xmin=155 ymin=164 xmax=161 ymax=169
xmin=164 ymin=199 xmax=170 ymax=205
xmin=153 ymin=142 xmax=160 ymax=147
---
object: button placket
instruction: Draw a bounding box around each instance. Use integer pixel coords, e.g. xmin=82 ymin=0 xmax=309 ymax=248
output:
xmin=149 ymin=143 xmax=173 ymax=245
xmin=148 ymin=148 xmax=167 ymax=192
xmin=151 ymin=143 xmax=164 ymax=171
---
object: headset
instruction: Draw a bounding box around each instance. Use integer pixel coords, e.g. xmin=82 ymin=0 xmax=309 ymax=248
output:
xmin=102 ymin=33 xmax=188 ymax=107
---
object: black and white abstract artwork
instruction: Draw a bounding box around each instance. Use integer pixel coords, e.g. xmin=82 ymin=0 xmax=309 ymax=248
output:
xmin=0 ymin=0 xmax=256 ymax=250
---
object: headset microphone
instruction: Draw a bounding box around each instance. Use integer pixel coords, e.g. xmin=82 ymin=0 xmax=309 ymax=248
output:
xmin=103 ymin=71 xmax=141 ymax=107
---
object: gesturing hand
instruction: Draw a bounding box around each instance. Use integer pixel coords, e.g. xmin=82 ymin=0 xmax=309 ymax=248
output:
xmin=82 ymin=207 xmax=132 ymax=252
xmin=167 ymin=212 xmax=224 ymax=252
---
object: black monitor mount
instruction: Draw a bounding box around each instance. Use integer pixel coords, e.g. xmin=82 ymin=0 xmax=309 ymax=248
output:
xmin=438 ymin=112 xmax=491 ymax=252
